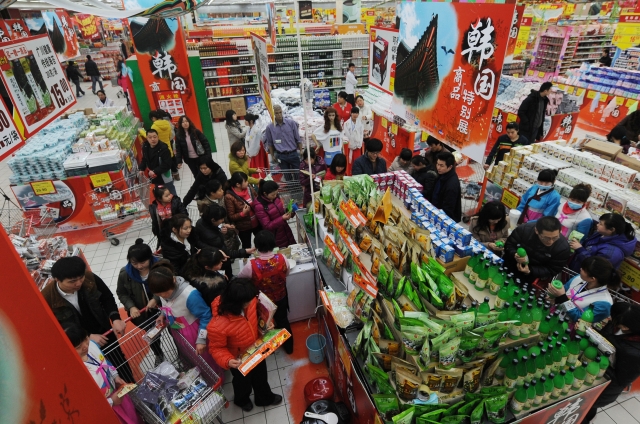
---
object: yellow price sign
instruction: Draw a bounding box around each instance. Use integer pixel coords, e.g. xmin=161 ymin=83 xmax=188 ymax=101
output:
xmin=601 ymin=94 xmax=608 ymax=102
xmin=538 ymin=71 xmax=546 ymax=78
xmin=391 ymin=123 xmax=398 ymax=135
xmin=501 ymin=189 xmax=520 ymax=209
xmin=90 ymin=173 xmax=112 ymax=188
xmin=626 ymin=99 xmax=638 ymax=108
xmin=586 ymin=90 xmax=597 ymax=99
xmin=527 ymin=70 xmax=534 ymax=76
xmin=619 ymin=260 xmax=640 ymax=290
xmin=389 ymin=76 xmax=395 ymax=92
xmin=576 ymin=88 xmax=585 ymax=96
xmin=381 ymin=117 xmax=388 ymax=128
xmin=506 ymin=113 xmax=518 ymax=123
xmin=557 ymin=84 xmax=566 ymax=90
xmin=512 ymin=73 xmax=519 ymax=78
xmin=567 ymin=86 xmax=575 ymax=94
xmin=421 ymin=131 xmax=428 ymax=141
xmin=30 ymin=180 xmax=56 ymax=196
xmin=616 ymin=96 xmax=625 ymax=106
xmin=125 ymin=156 xmax=133 ymax=171
xmin=492 ymin=108 xmax=500 ymax=117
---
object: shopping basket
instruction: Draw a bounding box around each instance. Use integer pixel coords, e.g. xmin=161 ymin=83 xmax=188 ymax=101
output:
xmin=103 ymin=311 xmax=227 ymax=424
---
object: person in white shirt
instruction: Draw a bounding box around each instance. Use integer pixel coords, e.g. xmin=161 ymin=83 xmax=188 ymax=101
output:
xmin=311 ymin=106 xmax=344 ymax=165
xmin=343 ymin=107 xmax=364 ymax=175
xmin=345 ymin=63 xmax=357 ymax=106
xmin=355 ymin=95 xmax=373 ymax=139
xmin=95 ymin=90 xmax=115 ymax=108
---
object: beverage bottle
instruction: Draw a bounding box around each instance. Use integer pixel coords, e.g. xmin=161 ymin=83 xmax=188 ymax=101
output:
xmin=585 ymin=357 xmax=600 ymax=385
xmin=464 ymin=252 xmax=479 ymax=277
xmin=573 ymin=361 xmax=588 ymax=389
xmin=469 ymin=254 xmax=485 ymax=283
xmin=495 ymin=347 xmax=512 ymax=381
xmin=598 ymin=352 xmax=611 ymax=378
xmin=551 ymin=342 xmax=563 ymax=374
xmin=544 ymin=373 xmax=555 ymax=402
xmin=544 ymin=345 xmax=554 ymax=376
xmin=559 ymin=338 xmax=569 ymax=368
xmin=510 ymin=288 xmax=521 ymax=304
xmin=517 ymin=344 xmax=529 ymax=361
xmin=551 ymin=331 xmax=561 ymax=346
xmin=526 ymin=382 xmax=536 ymax=410
xmin=535 ymin=349 xmax=547 ymax=379
xmin=549 ymin=280 xmax=564 ymax=298
xmin=555 ymin=317 xmax=569 ymax=335
xmin=567 ymin=336 xmax=581 ymax=366
xmin=516 ymin=245 xmax=529 ymax=264
xmin=539 ymin=315 xmax=552 ymax=338
xmin=520 ymin=303 xmax=533 ymax=337
xmin=519 ymin=298 xmax=528 ymax=312
xmin=507 ymin=275 xmax=518 ymax=298
xmin=477 ymin=297 xmax=491 ymax=327
xmin=498 ymin=302 xmax=510 ymax=321
xmin=526 ymin=353 xmax=537 ymax=383
xmin=470 ymin=301 xmax=479 ymax=318
xmin=487 ymin=261 xmax=500 ymax=288
xmin=579 ymin=334 xmax=590 ymax=352
xmin=511 ymin=383 xmax=528 ymax=413
xmin=509 ymin=305 xmax=523 ymax=340
xmin=517 ymin=355 xmax=529 ymax=387
xmin=552 ymin=371 xmax=565 ymax=399
xmin=507 ymin=302 xmax=519 ymax=320
xmin=504 ymin=358 xmax=519 ymax=388
xmin=531 ymin=301 xmax=543 ymax=333
xmin=549 ymin=310 xmax=560 ymax=329
xmin=535 ymin=377 xmax=546 ymax=406
xmin=476 ymin=263 xmax=491 ymax=290
xmin=529 ymin=341 xmax=544 ymax=358
xmin=582 ymin=343 xmax=598 ymax=364
xmin=563 ymin=366 xmax=575 ymax=395
xmin=576 ymin=305 xmax=595 ymax=336
xmin=496 ymin=281 xmax=510 ymax=310
xmin=490 ymin=271 xmax=506 ymax=296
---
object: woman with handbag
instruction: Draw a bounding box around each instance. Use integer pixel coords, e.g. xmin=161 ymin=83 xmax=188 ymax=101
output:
xmin=224 ymin=172 xmax=261 ymax=249
xmin=175 ymin=116 xmax=212 ymax=178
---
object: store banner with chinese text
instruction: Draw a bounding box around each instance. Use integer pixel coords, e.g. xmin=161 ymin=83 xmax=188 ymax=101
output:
xmin=0 ymin=34 xmax=76 ymax=138
xmin=0 ymin=95 xmax=23 ymax=161
xmin=393 ymin=1 xmax=515 ymax=164
xmin=153 ymin=90 xmax=185 ymax=122
xmin=75 ymin=14 xmax=101 ymax=40
xmin=128 ymin=16 xmax=202 ymax=131
xmin=368 ymin=26 xmax=398 ymax=95
xmin=0 ymin=19 xmax=30 ymax=40
xmin=42 ymin=9 xmax=80 ymax=62
xmin=266 ymin=3 xmax=276 ymax=47
xmin=613 ymin=13 xmax=640 ymax=50
xmin=505 ymin=5 xmax=525 ymax=58
xmin=251 ymin=33 xmax=274 ymax=121
xmin=514 ymin=13 xmax=532 ymax=55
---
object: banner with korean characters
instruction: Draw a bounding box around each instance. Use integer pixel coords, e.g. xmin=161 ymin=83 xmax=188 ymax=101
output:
xmin=392 ymin=1 xmax=516 ymax=164
xmin=0 ymin=34 xmax=76 ymax=138
xmin=251 ymin=33 xmax=274 ymax=121
xmin=505 ymin=5 xmax=525 ymax=58
xmin=0 ymin=95 xmax=24 ymax=161
xmin=0 ymin=20 xmax=30 ymax=41
xmin=368 ymin=26 xmax=398 ymax=95
xmin=613 ymin=13 xmax=640 ymax=50
xmin=41 ymin=10 xmax=80 ymax=62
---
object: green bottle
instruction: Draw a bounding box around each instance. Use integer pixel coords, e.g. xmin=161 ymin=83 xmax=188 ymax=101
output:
xmin=489 ymin=270 xmax=506 ymax=295
xmin=573 ymin=361 xmax=588 ymax=390
xmin=552 ymin=371 xmax=566 ymax=399
xmin=576 ymin=305 xmax=595 ymax=336
xmin=509 ymin=346 xmax=520 ymax=362
xmin=535 ymin=349 xmax=547 ymax=379
xmin=535 ymin=377 xmax=546 ymax=406
xmin=517 ymin=355 xmax=528 ymax=386
xmin=526 ymin=353 xmax=537 ymax=383
xmin=511 ymin=383 xmax=528 ymax=413
xmin=507 ymin=277 xmax=518 ymax=299
xmin=469 ymin=254 xmax=485 ymax=283
xmin=528 ymin=341 xmax=544 ymax=358
xmin=551 ymin=331 xmax=561 ymax=346
xmin=555 ymin=317 xmax=569 ymax=336
xmin=495 ymin=348 xmax=512 ymax=381
xmin=516 ymin=246 xmax=528 ymax=264
xmin=511 ymin=289 xmax=522 ymax=304
xmin=517 ymin=344 xmax=529 ymax=361
xmin=498 ymin=302 xmax=511 ymax=321
xmin=509 ymin=304 xmax=523 ymax=340
xmin=551 ymin=342 xmax=563 ymax=374
xmin=464 ymin=252 xmax=479 ymax=277
xmin=585 ymin=357 xmax=600 ymax=385
xmin=579 ymin=335 xmax=590 ymax=352
xmin=477 ymin=296 xmax=491 ymax=326
xmin=539 ymin=315 xmax=552 ymax=338
xmin=559 ymin=337 xmax=569 ymax=368
xmin=544 ymin=373 xmax=555 ymax=402
xmin=507 ymin=302 xmax=519 ymax=320
xmin=567 ymin=336 xmax=581 ymax=367
xmin=543 ymin=336 xmax=554 ymax=351
xmin=505 ymin=358 xmax=519 ymax=388
xmin=495 ymin=279 xmax=510 ymax=308
xmin=487 ymin=262 xmax=500 ymax=288
xmin=531 ymin=301 xmax=544 ymax=333
xmin=563 ymin=366 xmax=575 ymax=395
xmin=549 ymin=310 xmax=560 ymax=329
xmin=598 ymin=352 xmax=611 ymax=378
xmin=520 ymin=303 xmax=533 ymax=337
xmin=476 ymin=262 xmax=491 ymax=290
xmin=583 ymin=343 xmax=598 ymax=364
xmin=526 ymin=381 xmax=536 ymax=410
xmin=544 ymin=346 xmax=554 ymax=376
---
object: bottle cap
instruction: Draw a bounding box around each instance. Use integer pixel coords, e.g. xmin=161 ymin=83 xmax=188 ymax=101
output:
xmin=540 ymin=376 xmax=546 ymax=382
xmin=551 ymin=280 xmax=563 ymax=289
xmin=484 ymin=296 xmax=490 ymax=302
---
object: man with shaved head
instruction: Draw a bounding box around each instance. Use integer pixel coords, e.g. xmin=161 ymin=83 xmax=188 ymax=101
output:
xmin=264 ymin=105 xmax=303 ymax=179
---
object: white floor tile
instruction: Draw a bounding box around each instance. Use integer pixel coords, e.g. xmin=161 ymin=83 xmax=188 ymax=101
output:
xmin=244 ymin=412 xmax=266 ymax=424
xmin=620 ymin=398 xmax=640 ymax=417
xmin=266 ymin=355 xmax=277 ymax=371
xmin=267 ymin=369 xmax=281 ymax=389
xmin=221 ymin=402 xmax=244 ymax=423
xmin=594 ymin=412 xmax=617 ymax=424
xmin=278 ymin=366 xmax=293 ymax=387
xmin=223 ymin=382 xmax=234 ymax=402
xmin=604 ymin=404 xmax=640 ymax=424
xmin=244 ymin=395 xmax=265 ymax=417
xmin=101 ymin=260 xmax=121 ymax=271
xmin=265 ymin=405 xmax=289 ymax=424
xmin=603 ymin=402 xmax=619 ymax=410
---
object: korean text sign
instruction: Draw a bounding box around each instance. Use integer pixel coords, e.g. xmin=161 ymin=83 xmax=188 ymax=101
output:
xmin=393 ymin=1 xmax=515 ymax=163
xmin=0 ymin=96 xmax=23 ymax=161
xmin=251 ymin=33 xmax=274 ymax=121
xmin=41 ymin=9 xmax=80 ymax=63
xmin=368 ymin=26 xmax=398 ymax=95
xmin=0 ymin=34 xmax=76 ymax=138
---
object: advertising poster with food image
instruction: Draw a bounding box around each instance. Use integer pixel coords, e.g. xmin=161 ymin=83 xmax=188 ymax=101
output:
xmin=41 ymin=10 xmax=80 ymax=62
xmin=0 ymin=34 xmax=76 ymax=138
xmin=392 ymin=1 xmax=516 ymax=164
xmin=0 ymin=19 xmax=30 ymax=41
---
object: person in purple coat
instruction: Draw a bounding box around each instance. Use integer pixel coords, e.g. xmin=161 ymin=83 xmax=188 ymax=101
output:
xmin=299 ymin=148 xmax=327 ymax=208
xmin=252 ymin=180 xmax=296 ymax=248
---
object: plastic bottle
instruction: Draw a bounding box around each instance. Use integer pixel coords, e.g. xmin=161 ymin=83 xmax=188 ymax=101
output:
xmin=598 ymin=352 xmax=611 ymax=378
xmin=510 ymin=289 xmax=521 ymax=304
xmin=552 ymin=371 xmax=565 ymax=399
xmin=477 ymin=297 xmax=491 ymax=324
xmin=507 ymin=302 xmax=519 ymax=321
xmin=555 ymin=317 xmax=569 ymax=336
xmin=520 ymin=303 xmax=533 ymax=337
xmin=529 ymin=341 xmax=544 ymax=358
xmin=517 ymin=355 xmax=529 ymax=387
xmin=583 ymin=343 xmax=599 ymax=364
xmin=544 ymin=346 xmax=554 ymax=376
xmin=469 ymin=254 xmax=485 ymax=283
xmin=496 ymin=281 xmax=510 ymax=310
xmin=576 ymin=305 xmax=595 ymax=336
xmin=549 ymin=280 xmax=563 ymax=298
xmin=535 ymin=349 xmax=547 ymax=379
xmin=476 ymin=262 xmax=491 ymax=290
xmin=579 ymin=335 xmax=590 ymax=352
xmin=526 ymin=381 xmax=536 ymax=410
xmin=526 ymin=353 xmax=537 ymax=383
xmin=531 ymin=301 xmax=543 ymax=333
xmin=464 ymin=252 xmax=479 ymax=277
xmin=535 ymin=377 xmax=546 ymax=406
xmin=511 ymin=383 xmax=527 ymax=413
xmin=498 ymin=302 xmax=511 ymax=321
xmin=559 ymin=337 xmax=569 ymax=368
xmin=517 ymin=344 xmax=529 ymax=361
xmin=563 ymin=366 xmax=575 ymax=395
xmin=505 ymin=358 xmax=519 ymax=388
xmin=489 ymin=270 xmax=506 ymax=295
xmin=567 ymin=336 xmax=581 ymax=367
xmin=539 ymin=315 xmax=552 ymax=338
xmin=573 ymin=361 xmax=587 ymax=389
xmin=509 ymin=305 xmax=523 ymax=340
xmin=495 ymin=348 xmax=512 ymax=381
xmin=516 ymin=246 xmax=529 ymax=264
xmin=544 ymin=373 xmax=555 ymax=402
xmin=585 ymin=357 xmax=600 ymax=385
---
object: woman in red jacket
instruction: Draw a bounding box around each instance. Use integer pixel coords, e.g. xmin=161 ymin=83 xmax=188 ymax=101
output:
xmin=207 ymin=278 xmax=282 ymax=412
xmin=252 ymin=180 xmax=296 ymax=248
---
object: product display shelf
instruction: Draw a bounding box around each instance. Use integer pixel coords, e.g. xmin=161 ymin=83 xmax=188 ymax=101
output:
xmin=614 ymin=47 xmax=640 ymax=71
xmin=529 ymin=35 xmax=564 ymax=74
xmin=560 ymin=34 xmax=614 ymax=74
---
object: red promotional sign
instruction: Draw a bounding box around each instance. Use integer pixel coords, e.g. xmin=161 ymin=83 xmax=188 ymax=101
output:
xmin=75 ymin=14 xmax=101 ymax=40
xmin=0 ymin=96 xmax=23 ymax=161
xmin=392 ymin=2 xmax=516 ymax=163
xmin=153 ymin=90 xmax=186 ymax=122
xmin=0 ymin=19 xmax=29 ymax=40
xmin=369 ymin=26 xmax=398 ymax=95
xmin=42 ymin=9 xmax=80 ymax=62
xmin=505 ymin=5 xmax=525 ymax=57
xmin=369 ymin=113 xmax=415 ymax=167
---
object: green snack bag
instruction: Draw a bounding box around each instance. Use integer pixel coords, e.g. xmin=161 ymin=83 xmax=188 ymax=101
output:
xmin=442 ymin=400 xmax=465 ymax=417
xmin=411 ymin=262 xmax=426 ymax=284
xmin=391 ymin=298 xmax=404 ymax=318
xmin=428 ymin=288 xmax=444 ymax=309
xmin=416 ymin=409 xmax=447 ymax=423
xmin=484 ymin=394 xmax=508 ymax=424
xmin=470 ymin=400 xmax=486 ymax=424
xmin=404 ymin=311 xmax=444 ymax=335
xmin=450 ymin=312 xmax=476 ymax=332
xmin=395 ymin=276 xmax=406 ymax=300
xmin=436 ymin=274 xmax=455 ymax=303
xmin=391 ymin=406 xmax=415 ymax=424
xmin=480 ymin=386 xmax=507 ymax=396
xmin=372 ymin=394 xmax=400 ymax=421
xmin=387 ymin=268 xmax=396 ymax=296
xmin=479 ymin=329 xmax=507 ymax=352
xmin=413 ymin=404 xmax=450 ymax=416
xmin=401 ymin=328 xmax=429 ymax=356
xmin=458 ymin=335 xmax=481 ymax=362
xmin=383 ymin=322 xmax=395 ymax=340
xmin=321 ymin=185 xmax=332 ymax=203
xmin=378 ymin=264 xmax=389 ymax=295
xmin=441 ymin=415 xmax=470 ymax=423
xmin=457 ymin=399 xmax=481 ymax=416
xmin=419 ymin=337 xmax=430 ymax=367
xmin=439 ymin=337 xmax=461 ymax=369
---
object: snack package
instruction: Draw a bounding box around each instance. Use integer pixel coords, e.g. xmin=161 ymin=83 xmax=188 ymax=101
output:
xmin=441 ymin=415 xmax=470 ymax=423
xmin=439 ymin=338 xmax=461 ymax=369
xmin=395 ymin=368 xmax=422 ymax=401
xmin=417 ymin=409 xmax=447 ymax=424
xmin=391 ymin=356 xmax=420 ymax=377
xmin=458 ymin=334 xmax=481 ymax=363
xmin=484 ymin=394 xmax=509 ymax=424
xmin=457 ymin=399 xmax=481 ymax=417
xmin=420 ymin=338 xmax=430 ymax=368
xmin=372 ymin=393 xmax=400 ymax=421
xmin=392 ymin=406 xmax=415 ymax=424
xmin=442 ymin=400 xmax=465 ymax=417
xmin=435 ymin=367 xmax=463 ymax=394
xmin=379 ymin=338 xmax=400 ymax=356
xmin=373 ymin=353 xmax=394 ymax=371
xmin=463 ymin=366 xmax=482 ymax=393
xmin=401 ymin=327 xmax=429 ymax=356
xmin=470 ymin=400 xmax=486 ymax=424
xmin=421 ymin=372 xmax=443 ymax=392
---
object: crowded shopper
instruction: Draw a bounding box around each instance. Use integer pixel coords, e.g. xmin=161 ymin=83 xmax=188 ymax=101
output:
xmin=144 ymin=110 xmax=175 ymax=159
xmin=299 ymin=148 xmax=327 ymax=207
xmin=333 ymin=91 xmax=352 ymax=125
xmin=515 ymin=169 xmax=560 ymax=224
xmin=468 ymin=201 xmax=509 ymax=254
xmin=224 ymin=172 xmax=260 ymax=249
xmin=424 ymin=136 xmax=446 ymax=165
xmin=244 ymin=113 xmax=269 ymax=171
xmin=352 ymin=138 xmax=387 ymax=176
xmin=388 ymin=148 xmax=415 ymax=173
xmin=254 ymin=180 xmax=296 ymax=248
xmin=228 ymin=141 xmax=260 ymax=185
xmin=311 ymin=107 xmax=344 ymax=166
xmin=149 ymin=185 xmax=187 ymax=242
xmin=225 ymin=110 xmax=247 ymax=145
xmin=503 ymin=216 xmax=570 ymax=283
xmin=183 ymin=156 xmax=227 ymax=207
xmin=568 ymin=212 xmax=637 ymax=272
xmin=555 ymin=183 xmax=593 ymax=237
xmin=343 ymin=106 xmax=364 ymax=175
xmin=175 ymin=115 xmax=212 ymax=178
xmin=159 ymin=214 xmax=199 ymax=274
xmin=42 ymin=256 xmax=134 ymax=382
xmin=94 ymin=90 xmax=115 ymax=108
xmin=484 ymin=122 xmax=529 ymax=168
xmin=355 ymin=95 xmax=373 ymax=139
xmin=607 ymin=126 xmax=632 ymax=154
xmin=238 ymin=230 xmax=294 ymax=354
xmin=139 ymin=129 xmax=176 ymax=196
xmin=66 ymin=61 xmax=85 ymax=97
xmin=617 ymin=110 xmax=640 ymax=142
xmin=264 ymin=105 xmax=302 ymax=174
xmin=325 ymin=153 xmax=348 ymax=181
xmin=84 ymin=55 xmax=103 ymax=94
xmin=196 ymin=179 xmax=225 ymax=215
xmin=599 ymin=48 xmax=612 ymax=67
xmin=345 ymin=63 xmax=357 ymax=106
xmin=431 ymin=151 xmax=462 ymax=222
xmin=410 ymin=155 xmax=437 ymax=200
xmin=208 ymin=278 xmax=283 ymax=412
xmin=517 ymin=81 xmax=552 ymax=143
xmin=183 ymin=248 xmax=228 ymax=306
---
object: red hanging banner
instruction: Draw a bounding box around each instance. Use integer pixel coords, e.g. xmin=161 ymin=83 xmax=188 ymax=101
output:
xmin=75 ymin=14 xmax=101 ymax=40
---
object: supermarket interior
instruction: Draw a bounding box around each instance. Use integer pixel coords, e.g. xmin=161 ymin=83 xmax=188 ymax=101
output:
xmin=6 ymin=1 xmax=640 ymax=424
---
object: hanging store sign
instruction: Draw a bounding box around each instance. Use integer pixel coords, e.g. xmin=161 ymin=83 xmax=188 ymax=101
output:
xmin=613 ymin=13 xmax=640 ymax=50
xmin=75 ymin=14 xmax=101 ymax=40
xmin=251 ymin=32 xmax=274 ymax=121
xmin=266 ymin=3 xmax=277 ymax=47
xmin=368 ymin=26 xmax=398 ymax=95
xmin=0 ymin=34 xmax=76 ymax=138
xmin=153 ymin=90 xmax=185 ymax=121
xmin=0 ymin=20 xmax=29 ymax=41
xmin=505 ymin=5 xmax=525 ymax=57
xmin=42 ymin=9 xmax=80 ymax=62
xmin=514 ymin=14 xmax=533 ymax=55
xmin=0 ymin=96 xmax=23 ymax=161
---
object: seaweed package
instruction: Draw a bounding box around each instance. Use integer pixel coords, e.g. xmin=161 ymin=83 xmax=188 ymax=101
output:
xmin=379 ymin=339 xmax=400 ymax=356
xmin=395 ymin=368 xmax=422 ymax=401
xmin=435 ymin=367 xmax=463 ymax=394
xmin=439 ymin=337 xmax=461 ymax=370
xmin=377 ymin=263 xmax=389 ymax=295
xmin=441 ymin=415 xmax=470 ymax=423
xmin=397 ymin=294 xmax=419 ymax=313
xmin=366 ymin=363 xmax=395 ymax=395
xmin=371 ymin=310 xmax=384 ymax=342
xmin=401 ymin=326 xmax=429 ymax=356
xmin=420 ymin=373 xmax=442 ymax=392
xmin=428 ymin=288 xmax=445 ymax=310
xmin=442 ymin=400 xmax=466 ymax=418
xmin=482 ymin=356 xmax=501 ymax=387
xmin=416 ymin=409 xmax=448 ymax=424
xmin=394 ymin=276 xmax=407 ymax=300
xmin=478 ymin=328 xmax=508 ymax=353
xmin=391 ymin=406 xmax=415 ymax=424
xmin=419 ymin=337 xmax=430 ymax=368
xmin=470 ymin=400 xmax=486 ymax=424
xmin=390 ymin=356 xmax=420 ymax=377
xmin=463 ymin=366 xmax=483 ymax=393
xmin=485 ymin=394 xmax=509 ymax=424
xmin=372 ymin=352 xmax=394 ymax=371
xmin=372 ymin=394 xmax=400 ymax=422
xmin=436 ymin=274 xmax=456 ymax=311
xmin=430 ymin=328 xmax=453 ymax=362
xmin=391 ymin=298 xmax=404 ymax=319
xmin=403 ymin=279 xmax=423 ymax=312
xmin=449 ymin=312 xmax=476 ymax=333
xmin=353 ymin=320 xmax=372 ymax=357
xmin=321 ymin=184 xmax=332 ymax=203
xmin=404 ymin=311 xmax=444 ymax=336
xmin=457 ymin=399 xmax=481 ymax=417
xmin=383 ymin=322 xmax=395 ymax=340
xmin=458 ymin=334 xmax=481 ymax=363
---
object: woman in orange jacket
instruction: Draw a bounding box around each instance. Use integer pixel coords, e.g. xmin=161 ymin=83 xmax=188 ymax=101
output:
xmin=207 ymin=278 xmax=283 ymax=412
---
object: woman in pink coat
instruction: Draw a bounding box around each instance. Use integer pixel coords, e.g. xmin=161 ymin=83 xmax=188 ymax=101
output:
xmin=252 ymin=180 xmax=296 ymax=248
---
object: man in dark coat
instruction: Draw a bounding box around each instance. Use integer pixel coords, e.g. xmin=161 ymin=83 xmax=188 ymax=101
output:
xmin=352 ymin=138 xmax=387 ymax=176
xmin=503 ymin=216 xmax=570 ymax=283
xmin=517 ymin=82 xmax=552 ymax=144
xmin=65 ymin=61 xmax=85 ymax=97
xmin=410 ymin=155 xmax=438 ymax=200
xmin=84 ymin=54 xmax=103 ymax=94
xmin=430 ymin=151 xmax=462 ymax=222
xmin=139 ymin=129 xmax=177 ymax=196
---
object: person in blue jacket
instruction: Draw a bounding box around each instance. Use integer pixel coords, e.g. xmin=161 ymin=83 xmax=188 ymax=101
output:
xmin=516 ymin=169 xmax=561 ymax=224
xmin=555 ymin=183 xmax=593 ymax=238
xmin=548 ymin=256 xmax=617 ymax=324
xmin=568 ymin=213 xmax=637 ymax=273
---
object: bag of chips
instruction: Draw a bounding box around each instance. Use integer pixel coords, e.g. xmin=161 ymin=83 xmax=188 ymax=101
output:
xmin=463 ymin=366 xmax=483 ymax=393
xmin=392 ymin=407 xmax=415 ymax=424
xmin=435 ymin=367 xmax=463 ymax=394
xmin=372 ymin=394 xmax=400 ymax=422
xmin=439 ymin=338 xmax=461 ymax=370
xmin=484 ymin=394 xmax=508 ymax=424
xmin=470 ymin=400 xmax=486 ymax=424
xmin=395 ymin=368 xmax=422 ymax=401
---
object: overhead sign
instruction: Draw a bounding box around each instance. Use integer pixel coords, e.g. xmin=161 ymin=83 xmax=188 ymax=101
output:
xmin=75 ymin=14 xmax=101 ymax=40
xmin=613 ymin=13 xmax=640 ymax=50
xmin=251 ymin=33 xmax=274 ymax=121
xmin=368 ymin=26 xmax=398 ymax=95
xmin=42 ymin=9 xmax=80 ymax=62
xmin=0 ymin=96 xmax=24 ymax=161
xmin=0 ymin=20 xmax=30 ymax=41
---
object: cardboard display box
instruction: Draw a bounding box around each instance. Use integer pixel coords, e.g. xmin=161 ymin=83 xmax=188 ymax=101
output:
xmin=583 ymin=139 xmax=622 ymax=160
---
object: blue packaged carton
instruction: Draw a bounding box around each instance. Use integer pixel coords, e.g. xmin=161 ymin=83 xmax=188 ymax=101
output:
xmin=439 ymin=245 xmax=455 ymax=263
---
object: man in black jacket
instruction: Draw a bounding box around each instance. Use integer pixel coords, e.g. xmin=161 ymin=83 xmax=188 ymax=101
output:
xmin=503 ymin=216 xmax=570 ymax=283
xmin=65 ymin=61 xmax=85 ymax=97
xmin=410 ymin=155 xmax=438 ymax=200
xmin=517 ymin=82 xmax=552 ymax=144
xmin=431 ymin=151 xmax=462 ymax=222
xmin=139 ymin=129 xmax=177 ymax=195
xmin=85 ymin=55 xmax=103 ymax=94
xmin=41 ymin=256 xmax=134 ymax=382
xmin=352 ymin=138 xmax=387 ymax=176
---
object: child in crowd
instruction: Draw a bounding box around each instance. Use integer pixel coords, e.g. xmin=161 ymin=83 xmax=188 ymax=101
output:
xmin=150 ymin=185 xmax=187 ymax=241
xmin=324 ymin=153 xmax=348 ymax=181
xmin=299 ymin=148 xmax=327 ymax=208
xmin=159 ymin=214 xmax=198 ymax=274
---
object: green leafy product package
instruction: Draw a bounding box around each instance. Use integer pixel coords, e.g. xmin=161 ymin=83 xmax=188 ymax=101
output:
xmin=378 ymin=264 xmax=389 ymax=296
xmin=457 ymin=399 xmax=481 ymax=417
xmin=372 ymin=394 xmax=400 ymax=421
xmin=458 ymin=334 xmax=481 ymax=363
xmin=391 ymin=406 xmax=415 ymax=424
xmin=470 ymin=400 xmax=486 ymax=424
xmin=442 ymin=400 xmax=466 ymax=417
xmin=485 ymin=394 xmax=509 ymax=424
xmin=439 ymin=338 xmax=461 ymax=369
xmin=416 ymin=409 xmax=447 ymax=424
xmin=441 ymin=415 xmax=470 ymax=423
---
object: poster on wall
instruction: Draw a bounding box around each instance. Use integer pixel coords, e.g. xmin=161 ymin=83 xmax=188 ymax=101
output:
xmin=75 ymin=14 xmax=101 ymax=40
xmin=505 ymin=5 xmax=525 ymax=58
xmin=393 ymin=1 xmax=515 ymax=163
xmin=369 ymin=113 xmax=415 ymax=167
xmin=337 ymin=0 xmax=361 ymax=24
xmin=0 ymin=20 xmax=30 ymax=41
xmin=104 ymin=18 xmax=124 ymax=31
xmin=299 ymin=1 xmax=313 ymax=20
xmin=251 ymin=33 xmax=274 ymax=121
xmin=266 ymin=3 xmax=277 ymax=47
xmin=368 ymin=26 xmax=398 ymax=95
xmin=22 ymin=14 xmax=46 ymax=36
xmin=0 ymin=34 xmax=76 ymax=138
xmin=41 ymin=10 xmax=80 ymax=62
xmin=153 ymin=90 xmax=185 ymax=120
xmin=0 ymin=96 xmax=23 ymax=161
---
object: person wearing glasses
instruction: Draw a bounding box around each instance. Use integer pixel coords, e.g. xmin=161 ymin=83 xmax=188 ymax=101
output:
xmin=352 ymin=138 xmax=387 ymax=176
xmin=503 ymin=216 xmax=570 ymax=283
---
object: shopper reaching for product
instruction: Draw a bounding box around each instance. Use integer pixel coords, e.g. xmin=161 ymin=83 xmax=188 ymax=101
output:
xmin=228 ymin=141 xmax=260 ymax=185
xmin=253 ymin=180 xmax=296 ymax=248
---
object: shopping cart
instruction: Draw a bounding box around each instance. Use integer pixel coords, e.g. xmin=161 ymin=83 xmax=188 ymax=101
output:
xmin=255 ymin=167 xmax=304 ymax=208
xmin=84 ymin=173 xmax=153 ymax=246
xmin=103 ymin=311 xmax=227 ymax=424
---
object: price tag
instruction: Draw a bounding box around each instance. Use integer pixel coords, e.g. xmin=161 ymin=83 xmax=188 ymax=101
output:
xmin=576 ymin=88 xmax=585 ymax=96
xmin=587 ymin=90 xmax=598 ymax=100
xmin=421 ymin=131 xmax=428 ymax=141
xmin=538 ymin=71 xmax=546 ymax=78
xmin=619 ymin=260 xmax=640 ymax=290
xmin=512 ymin=73 xmax=519 ymax=78
xmin=30 ymin=180 xmax=56 ymax=196
xmin=125 ymin=156 xmax=133 ymax=171
xmin=391 ymin=123 xmax=398 ymax=135
xmin=389 ymin=76 xmax=395 ymax=92
xmin=492 ymin=108 xmax=500 ymax=117
xmin=90 ymin=173 xmax=112 ymax=188
xmin=501 ymin=189 xmax=520 ymax=209
xmin=527 ymin=70 xmax=534 ymax=76
xmin=381 ymin=117 xmax=388 ymax=128
xmin=616 ymin=96 xmax=625 ymax=106
xmin=506 ymin=113 xmax=518 ymax=123
xmin=601 ymin=94 xmax=608 ymax=102
xmin=557 ymin=84 xmax=566 ymax=91
xmin=626 ymin=99 xmax=637 ymax=107
xmin=567 ymin=86 xmax=575 ymax=94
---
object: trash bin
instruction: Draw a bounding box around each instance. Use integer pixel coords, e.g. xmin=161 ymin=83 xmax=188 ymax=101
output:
xmin=306 ymin=334 xmax=326 ymax=364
